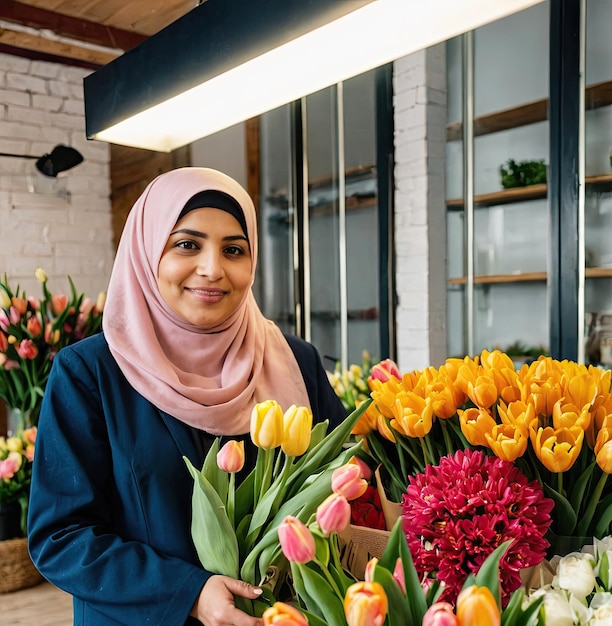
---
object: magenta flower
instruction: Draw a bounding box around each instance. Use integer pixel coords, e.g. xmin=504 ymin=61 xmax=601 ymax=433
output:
xmin=402 ymin=448 xmax=554 ymax=606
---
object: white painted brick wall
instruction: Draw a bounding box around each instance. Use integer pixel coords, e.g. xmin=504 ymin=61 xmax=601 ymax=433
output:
xmin=393 ymin=45 xmax=448 ymax=372
xmin=0 ymin=53 xmax=113 ymax=304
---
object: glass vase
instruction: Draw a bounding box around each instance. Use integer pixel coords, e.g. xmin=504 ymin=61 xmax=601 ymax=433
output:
xmin=6 ymin=406 xmax=36 ymax=436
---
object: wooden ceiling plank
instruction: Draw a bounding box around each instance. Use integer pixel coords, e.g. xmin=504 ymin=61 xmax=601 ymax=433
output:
xmin=0 ymin=26 xmax=119 ymax=65
xmin=0 ymin=0 xmax=147 ymax=51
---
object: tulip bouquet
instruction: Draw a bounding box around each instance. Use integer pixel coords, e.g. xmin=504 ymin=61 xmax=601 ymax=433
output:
xmin=265 ymin=514 xmax=544 ymax=626
xmin=0 ymin=268 xmax=105 ymax=432
xmin=524 ymin=535 xmax=612 ymax=625
xmin=184 ymin=399 xmax=370 ymax=614
xmin=0 ymin=426 xmax=36 ymax=536
xmin=355 ymin=350 xmax=612 ymax=543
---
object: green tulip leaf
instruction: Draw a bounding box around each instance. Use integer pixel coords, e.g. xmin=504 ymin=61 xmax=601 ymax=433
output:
xmin=473 ymin=539 xmax=513 ymax=608
xmin=569 ymin=461 xmax=596 ymax=515
xmin=595 ymin=494 xmax=612 ymax=538
xmin=184 ymin=456 xmax=239 ymax=578
xmin=543 ymin=483 xmax=577 ymax=535
xmin=372 ymin=565 xmax=414 ymax=626
xmin=300 ymin=610 xmax=329 ymax=626
xmin=380 ymin=518 xmax=428 ymax=623
xmin=297 ymin=563 xmax=347 ymax=626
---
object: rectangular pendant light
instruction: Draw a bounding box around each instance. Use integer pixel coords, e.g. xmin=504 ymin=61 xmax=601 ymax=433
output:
xmin=84 ymin=0 xmax=544 ymax=152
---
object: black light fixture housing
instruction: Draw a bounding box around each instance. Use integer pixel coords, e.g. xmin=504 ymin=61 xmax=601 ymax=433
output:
xmin=0 ymin=144 xmax=84 ymax=177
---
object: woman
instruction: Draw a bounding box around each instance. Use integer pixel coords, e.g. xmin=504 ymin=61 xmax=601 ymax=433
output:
xmin=28 ymin=167 xmax=346 ymax=626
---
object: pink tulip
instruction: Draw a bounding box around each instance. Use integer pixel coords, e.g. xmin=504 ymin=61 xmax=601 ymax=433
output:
xmin=28 ymin=296 xmax=40 ymax=310
xmin=364 ymin=558 xmax=378 ymax=582
xmin=16 ymin=339 xmax=38 ymax=360
xmin=393 ymin=558 xmax=406 ymax=594
xmin=0 ymin=452 xmax=22 ymax=479
xmin=349 ymin=455 xmax=373 ymax=481
xmin=278 ymin=516 xmax=316 ymax=563
xmin=332 ymin=463 xmax=368 ymax=500
xmin=316 ymin=493 xmax=351 ymax=535
xmin=9 ymin=305 xmax=21 ymax=325
xmin=423 ymin=602 xmax=459 ymax=626
xmin=370 ymin=358 xmax=401 ymax=383
xmin=216 ymin=440 xmax=245 ymax=473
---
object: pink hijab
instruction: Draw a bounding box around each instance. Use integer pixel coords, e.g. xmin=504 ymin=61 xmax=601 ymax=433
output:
xmin=102 ymin=167 xmax=311 ymax=435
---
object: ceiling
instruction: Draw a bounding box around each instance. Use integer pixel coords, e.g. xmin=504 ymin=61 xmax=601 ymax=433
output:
xmin=0 ymin=0 xmax=197 ymax=68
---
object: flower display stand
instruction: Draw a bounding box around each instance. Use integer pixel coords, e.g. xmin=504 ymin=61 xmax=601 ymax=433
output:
xmin=0 ymin=537 xmax=44 ymax=593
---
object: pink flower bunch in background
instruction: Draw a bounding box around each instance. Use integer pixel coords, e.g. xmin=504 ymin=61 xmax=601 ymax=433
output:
xmin=0 ymin=268 xmax=105 ymax=429
xmin=402 ymin=448 xmax=554 ymax=606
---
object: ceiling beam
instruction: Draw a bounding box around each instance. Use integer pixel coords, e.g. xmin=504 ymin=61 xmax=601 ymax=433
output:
xmin=0 ymin=0 xmax=147 ymax=66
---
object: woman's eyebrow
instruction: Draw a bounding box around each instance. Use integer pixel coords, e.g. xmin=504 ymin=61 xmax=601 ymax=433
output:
xmin=169 ymin=227 xmax=248 ymax=243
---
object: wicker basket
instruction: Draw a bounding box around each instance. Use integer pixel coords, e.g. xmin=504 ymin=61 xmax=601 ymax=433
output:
xmin=0 ymin=537 xmax=44 ymax=593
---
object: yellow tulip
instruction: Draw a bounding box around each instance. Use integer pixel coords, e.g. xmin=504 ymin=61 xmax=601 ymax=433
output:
xmin=5 ymin=436 xmax=23 ymax=453
xmin=0 ymin=288 xmax=11 ymax=309
xmin=370 ymin=376 xmax=404 ymax=417
xmin=530 ymin=425 xmax=584 ymax=473
xmin=497 ymin=399 xmax=535 ymax=430
xmin=458 ymin=407 xmax=496 ymax=447
xmin=467 ymin=374 xmax=498 ymax=409
xmin=595 ymin=427 xmax=612 ymax=473
xmin=34 ymin=267 xmax=48 ymax=283
xmin=250 ymin=400 xmax=284 ymax=449
xmin=376 ymin=414 xmax=396 ymax=442
xmin=352 ymin=400 xmax=380 ymax=437
xmin=552 ymin=399 xmax=592 ymax=432
xmin=344 ymin=581 xmax=388 ymax=626
xmin=456 ymin=585 xmax=500 ymax=626
xmin=281 ymin=404 xmax=312 ymax=456
xmin=485 ymin=423 xmax=528 ymax=462
xmin=390 ymin=391 xmax=434 ymax=438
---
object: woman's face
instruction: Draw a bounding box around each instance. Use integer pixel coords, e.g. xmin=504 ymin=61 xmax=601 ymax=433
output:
xmin=157 ymin=207 xmax=252 ymax=329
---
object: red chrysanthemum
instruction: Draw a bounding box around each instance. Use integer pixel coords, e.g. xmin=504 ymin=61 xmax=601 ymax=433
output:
xmin=401 ymin=449 xmax=554 ymax=606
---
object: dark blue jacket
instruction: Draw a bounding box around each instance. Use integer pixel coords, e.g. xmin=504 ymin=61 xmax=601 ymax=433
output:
xmin=28 ymin=332 xmax=346 ymax=625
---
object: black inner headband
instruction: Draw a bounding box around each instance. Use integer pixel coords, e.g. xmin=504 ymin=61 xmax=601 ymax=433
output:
xmin=179 ymin=190 xmax=248 ymax=238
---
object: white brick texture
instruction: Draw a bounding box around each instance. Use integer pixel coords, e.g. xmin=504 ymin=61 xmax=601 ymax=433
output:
xmin=393 ymin=45 xmax=448 ymax=372
xmin=0 ymin=53 xmax=113 ymax=303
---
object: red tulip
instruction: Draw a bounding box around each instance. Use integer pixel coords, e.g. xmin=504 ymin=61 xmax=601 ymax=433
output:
xmin=278 ymin=516 xmax=316 ymax=563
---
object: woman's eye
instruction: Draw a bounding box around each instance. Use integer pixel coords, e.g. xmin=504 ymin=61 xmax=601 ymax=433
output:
xmin=225 ymin=245 xmax=245 ymax=257
xmin=176 ymin=240 xmax=199 ymax=250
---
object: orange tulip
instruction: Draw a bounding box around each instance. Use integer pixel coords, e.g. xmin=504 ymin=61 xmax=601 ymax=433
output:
xmin=456 ymin=585 xmax=500 ymax=626
xmin=262 ymin=602 xmax=308 ymax=626
xmin=344 ymin=581 xmax=388 ymax=626
xmin=467 ymin=375 xmax=498 ymax=409
xmin=390 ymin=391 xmax=434 ymax=438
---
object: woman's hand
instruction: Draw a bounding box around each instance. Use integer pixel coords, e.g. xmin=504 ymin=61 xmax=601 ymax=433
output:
xmin=191 ymin=575 xmax=264 ymax=626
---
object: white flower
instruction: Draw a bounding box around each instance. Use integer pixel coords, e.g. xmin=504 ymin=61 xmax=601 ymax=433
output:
xmin=555 ymin=552 xmax=597 ymax=599
xmin=540 ymin=588 xmax=576 ymax=626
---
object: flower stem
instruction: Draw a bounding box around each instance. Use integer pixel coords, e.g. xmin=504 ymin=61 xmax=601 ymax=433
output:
xmin=576 ymin=471 xmax=608 ymax=537
xmin=228 ymin=472 xmax=235 ymax=529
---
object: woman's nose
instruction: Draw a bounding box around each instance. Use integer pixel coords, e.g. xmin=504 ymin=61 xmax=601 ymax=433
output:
xmin=196 ymin=250 xmax=223 ymax=279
